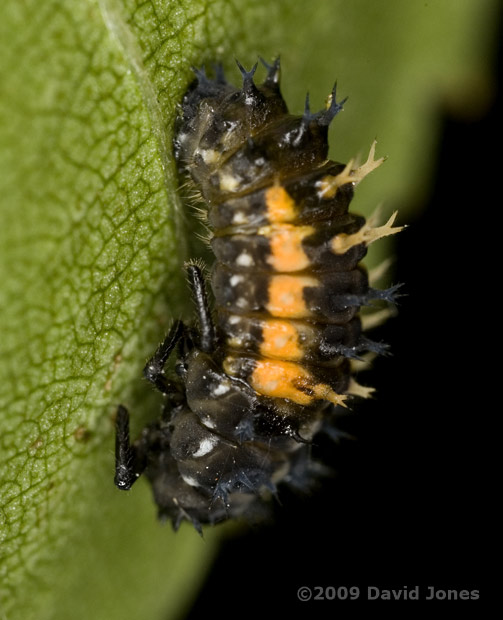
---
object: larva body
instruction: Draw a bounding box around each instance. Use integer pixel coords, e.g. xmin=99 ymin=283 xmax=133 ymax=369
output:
xmin=114 ymin=59 xmax=401 ymax=531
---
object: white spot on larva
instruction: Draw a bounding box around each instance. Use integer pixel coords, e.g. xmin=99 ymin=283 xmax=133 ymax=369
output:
xmin=181 ymin=474 xmax=199 ymax=487
xmin=264 ymin=379 xmax=279 ymax=391
xmin=220 ymin=172 xmax=240 ymax=192
xmin=228 ymin=336 xmax=243 ymax=347
xmin=193 ymin=436 xmax=218 ymax=458
xmin=228 ymin=315 xmax=241 ymax=325
xmin=280 ymin=292 xmax=294 ymax=305
xmin=274 ymin=335 xmax=289 ymax=348
xmin=230 ymin=274 xmax=244 ymax=286
xmin=201 ymin=149 xmax=220 ymax=164
xmin=232 ymin=211 xmax=248 ymax=224
xmin=236 ymin=252 xmax=254 ymax=267
xmin=212 ymin=381 xmax=231 ymax=396
xmin=236 ymin=297 xmax=248 ymax=309
xmin=203 ymin=418 xmax=216 ymax=429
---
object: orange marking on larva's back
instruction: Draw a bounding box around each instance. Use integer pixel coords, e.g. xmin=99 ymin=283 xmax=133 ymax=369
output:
xmin=260 ymin=319 xmax=304 ymax=361
xmin=264 ymin=185 xmax=297 ymax=223
xmin=251 ymin=360 xmax=315 ymax=405
xmin=251 ymin=359 xmax=346 ymax=407
xmin=262 ymin=223 xmax=314 ymax=272
xmin=266 ymin=274 xmax=317 ymax=318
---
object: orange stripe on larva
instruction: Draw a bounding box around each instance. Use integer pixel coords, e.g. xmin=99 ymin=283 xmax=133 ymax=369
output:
xmin=264 ymin=185 xmax=297 ymax=223
xmin=266 ymin=274 xmax=317 ymax=318
xmin=260 ymin=319 xmax=304 ymax=361
xmin=251 ymin=359 xmax=346 ymax=407
xmin=261 ymin=223 xmax=314 ymax=272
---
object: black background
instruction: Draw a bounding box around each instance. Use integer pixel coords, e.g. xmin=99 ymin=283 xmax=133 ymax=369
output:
xmin=187 ymin=25 xmax=499 ymax=616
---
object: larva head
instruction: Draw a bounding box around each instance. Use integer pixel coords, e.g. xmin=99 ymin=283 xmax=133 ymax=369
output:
xmin=174 ymin=60 xmax=289 ymax=170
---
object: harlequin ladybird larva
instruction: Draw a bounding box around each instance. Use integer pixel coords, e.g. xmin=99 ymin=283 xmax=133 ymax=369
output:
xmin=114 ymin=58 xmax=403 ymax=532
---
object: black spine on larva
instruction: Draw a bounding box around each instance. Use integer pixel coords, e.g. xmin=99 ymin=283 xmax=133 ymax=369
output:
xmin=115 ymin=60 xmax=397 ymax=531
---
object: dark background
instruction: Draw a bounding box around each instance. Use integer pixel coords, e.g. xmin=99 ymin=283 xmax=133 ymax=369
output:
xmin=188 ymin=25 xmax=498 ymax=616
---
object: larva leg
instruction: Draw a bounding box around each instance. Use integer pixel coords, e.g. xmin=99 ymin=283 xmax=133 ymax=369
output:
xmin=114 ymin=405 xmax=147 ymax=490
xmin=186 ymin=264 xmax=216 ymax=353
xmin=143 ymin=319 xmax=185 ymax=395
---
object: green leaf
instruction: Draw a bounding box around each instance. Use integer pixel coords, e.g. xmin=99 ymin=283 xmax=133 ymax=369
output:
xmin=0 ymin=1 xmax=497 ymax=618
